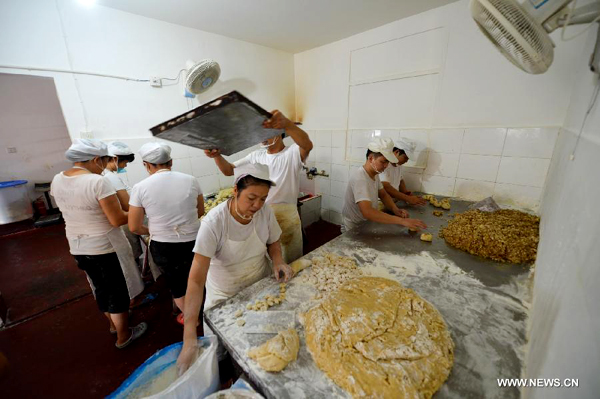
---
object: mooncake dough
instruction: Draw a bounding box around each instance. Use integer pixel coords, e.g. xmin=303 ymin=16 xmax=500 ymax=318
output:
xmin=248 ymin=328 xmax=299 ymax=372
xmin=302 ymin=277 xmax=454 ymax=399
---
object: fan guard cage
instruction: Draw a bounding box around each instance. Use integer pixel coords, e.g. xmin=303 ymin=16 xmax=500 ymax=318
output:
xmin=186 ymin=60 xmax=221 ymax=94
xmin=471 ymin=0 xmax=555 ymax=74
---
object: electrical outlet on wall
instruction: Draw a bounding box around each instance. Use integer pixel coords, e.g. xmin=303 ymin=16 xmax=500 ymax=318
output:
xmin=80 ymin=130 xmax=94 ymax=139
xmin=150 ymin=77 xmax=162 ymax=87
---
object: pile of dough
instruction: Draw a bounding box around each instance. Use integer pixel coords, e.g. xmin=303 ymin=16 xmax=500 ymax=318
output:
xmin=303 ymin=277 xmax=454 ymax=399
xmin=440 ymin=209 xmax=540 ymax=264
xmin=246 ymin=284 xmax=287 ymax=311
xmin=248 ymin=329 xmax=299 ymax=372
xmin=203 ymin=187 xmax=234 ymax=215
xmin=420 ymin=233 xmax=433 ymax=242
xmin=301 ymin=253 xmax=362 ymax=294
xmin=424 ymin=195 xmax=451 ymax=210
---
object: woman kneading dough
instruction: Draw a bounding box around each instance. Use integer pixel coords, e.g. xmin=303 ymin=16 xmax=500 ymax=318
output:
xmin=177 ymin=163 xmax=293 ymax=373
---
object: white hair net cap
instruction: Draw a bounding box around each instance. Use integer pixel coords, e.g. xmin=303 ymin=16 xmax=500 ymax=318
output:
xmin=367 ymin=137 xmax=396 ymax=163
xmin=65 ymin=139 xmax=109 ymax=162
xmin=107 ymin=141 xmax=133 ymax=157
xmin=396 ymin=138 xmax=416 ymax=159
xmin=139 ymin=142 xmax=172 ymax=164
xmin=234 ymin=163 xmax=276 ymax=186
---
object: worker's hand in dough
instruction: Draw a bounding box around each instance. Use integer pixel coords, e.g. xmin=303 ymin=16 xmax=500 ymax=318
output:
xmin=400 ymin=218 xmax=427 ymax=231
xmin=263 ymin=110 xmax=293 ymax=130
xmin=204 ymin=149 xmax=221 ymax=158
xmin=393 ymin=208 xmax=409 ymax=218
xmin=273 ymin=262 xmax=293 ymax=283
xmin=176 ymin=341 xmax=199 ymax=377
xmin=406 ymin=195 xmax=427 ymax=206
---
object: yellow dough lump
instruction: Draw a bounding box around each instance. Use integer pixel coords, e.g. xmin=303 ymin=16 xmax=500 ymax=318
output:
xmin=248 ymin=329 xmax=299 ymax=372
xmin=303 ymin=277 xmax=454 ymax=399
xmin=420 ymin=233 xmax=433 ymax=242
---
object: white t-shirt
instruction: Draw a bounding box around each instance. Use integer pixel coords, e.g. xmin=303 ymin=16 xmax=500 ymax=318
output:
xmin=103 ymin=170 xmax=131 ymax=193
xmin=234 ymin=143 xmax=303 ymax=205
xmin=193 ymin=201 xmax=281 ymax=259
xmin=129 ymin=170 xmax=202 ymax=243
xmin=342 ymin=166 xmax=383 ymax=231
xmin=381 ymin=164 xmax=403 ymax=190
xmin=50 ymin=173 xmax=116 ymax=255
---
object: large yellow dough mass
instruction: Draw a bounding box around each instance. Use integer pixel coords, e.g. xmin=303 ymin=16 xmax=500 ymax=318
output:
xmin=303 ymin=277 xmax=454 ymax=398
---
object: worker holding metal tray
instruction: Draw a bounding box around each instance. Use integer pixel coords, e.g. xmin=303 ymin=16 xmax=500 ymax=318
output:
xmin=205 ymin=109 xmax=313 ymax=264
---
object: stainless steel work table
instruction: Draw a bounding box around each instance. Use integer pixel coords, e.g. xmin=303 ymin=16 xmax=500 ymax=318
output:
xmin=205 ymin=198 xmax=530 ymax=399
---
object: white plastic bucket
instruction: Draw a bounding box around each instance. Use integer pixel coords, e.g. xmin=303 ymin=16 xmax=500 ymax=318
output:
xmin=0 ymin=180 xmax=33 ymax=225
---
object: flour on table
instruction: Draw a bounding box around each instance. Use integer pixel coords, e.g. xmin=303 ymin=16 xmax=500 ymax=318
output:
xmin=302 ymin=277 xmax=454 ymax=398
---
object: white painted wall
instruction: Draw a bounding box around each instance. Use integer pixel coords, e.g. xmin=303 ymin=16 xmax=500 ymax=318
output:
xmin=524 ymin=26 xmax=600 ymax=399
xmin=294 ymin=0 xmax=588 ymax=222
xmin=0 ymin=0 xmax=295 ymax=193
xmin=0 ymin=73 xmax=72 ymax=202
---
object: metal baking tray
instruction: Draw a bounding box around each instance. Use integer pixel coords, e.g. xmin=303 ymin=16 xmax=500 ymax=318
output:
xmin=149 ymin=91 xmax=284 ymax=156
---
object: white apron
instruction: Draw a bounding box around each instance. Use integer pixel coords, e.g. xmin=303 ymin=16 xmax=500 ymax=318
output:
xmin=270 ymin=203 xmax=303 ymax=264
xmin=204 ymin=221 xmax=271 ymax=311
xmin=69 ymin=166 xmax=145 ymax=301
xmin=84 ymin=227 xmax=145 ymax=301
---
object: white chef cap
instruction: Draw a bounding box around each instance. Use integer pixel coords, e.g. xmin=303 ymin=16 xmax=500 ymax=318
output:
xmin=367 ymin=137 xmax=396 ymax=163
xmin=107 ymin=141 xmax=133 ymax=157
xmin=395 ymin=138 xmax=416 ymax=159
xmin=139 ymin=142 xmax=172 ymax=164
xmin=65 ymin=139 xmax=109 ymax=162
xmin=234 ymin=163 xmax=276 ymax=186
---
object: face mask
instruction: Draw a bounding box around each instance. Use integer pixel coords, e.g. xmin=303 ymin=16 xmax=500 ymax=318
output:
xmin=260 ymin=136 xmax=279 ymax=148
xmin=232 ymin=197 xmax=253 ymax=220
xmin=117 ymin=167 xmax=126 ymax=174
xmin=371 ymin=160 xmax=383 ymax=174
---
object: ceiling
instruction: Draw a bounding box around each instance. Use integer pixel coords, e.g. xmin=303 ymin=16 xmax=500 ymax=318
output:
xmin=96 ymin=0 xmax=458 ymax=53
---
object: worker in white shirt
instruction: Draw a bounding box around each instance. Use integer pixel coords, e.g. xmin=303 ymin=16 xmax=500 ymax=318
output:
xmin=205 ymin=110 xmax=313 ymax=264
xmin=342 ymin=138 xmax=427 ymax=233
xmin=381 ymin=139 xmax=427 ymax=206
xmin=128 ymin=142 xmax=204 ymax=324
xmin=51 ymin=139 xmax=147 ymax=349
xmin=103 ymin=142 xmax=145 ymax=260
xmin=177 ymin=163 xmax=292 ymax=374
xmin=104 ymin=141 xmax=158 ymax=308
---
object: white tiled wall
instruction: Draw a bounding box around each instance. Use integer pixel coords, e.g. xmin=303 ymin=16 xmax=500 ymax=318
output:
xmin=113 ymin=127 xmax=556 ymax=227
xmin=303 ymin=127 xmax=558 ymax=224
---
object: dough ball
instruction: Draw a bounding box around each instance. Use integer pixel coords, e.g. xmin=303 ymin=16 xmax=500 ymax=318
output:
xmin=236 ymin=319 xmax=246 ymax=327
xmin=421 ymin=233 xmax=433 ymax=242
xmin=234 ymin=309 xmax=243 ymax=318
xmin=433 ymin=211 xmax=443 ymax=217
xmin=248 ymin=329 xmax=299 ymax=372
